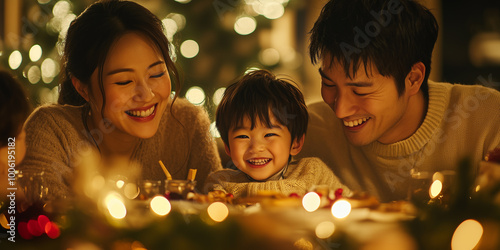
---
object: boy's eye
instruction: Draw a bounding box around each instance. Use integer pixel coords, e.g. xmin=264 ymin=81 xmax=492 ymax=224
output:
xmin=265 ymin=133 xmax=277 ymax=137
xmin=235 ymin=135 xmax=249 ymax=139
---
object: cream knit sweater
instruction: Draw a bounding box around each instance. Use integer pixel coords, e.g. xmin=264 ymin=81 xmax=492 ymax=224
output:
xmin=204 ymin=157 xmax=352 ymax=197
xmin=297 ymin=81 xmax=500 ymax=202
xmin=20 ymin=98 xmax=221 ymax=201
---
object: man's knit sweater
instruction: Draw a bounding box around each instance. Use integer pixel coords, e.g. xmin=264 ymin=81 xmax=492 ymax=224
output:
xmin=204 ymin=157 xmax=352 ymax=197
xmin=297 ymin=81 xmax=500 ymax=202
xmin=20 ymin=98 xmax=221 ymax=200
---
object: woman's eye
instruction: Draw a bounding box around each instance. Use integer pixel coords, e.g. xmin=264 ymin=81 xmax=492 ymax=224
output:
xmin=151 ymin=71 xmax=166 ymax=78
xmin=114 ymin=80 xmax=132 ymax=86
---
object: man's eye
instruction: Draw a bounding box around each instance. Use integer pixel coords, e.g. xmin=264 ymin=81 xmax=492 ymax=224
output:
xmin=322 ymin=81 xmax=335 ymax=87
xmin=353 ymin=91 xmax=368 ymax=96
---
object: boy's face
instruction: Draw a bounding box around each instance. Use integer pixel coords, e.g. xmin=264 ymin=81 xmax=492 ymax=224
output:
xmin=225 ymin=113 xmax=303 ymax=181
xmin=320 ymin=55 xmax=420 ymax=146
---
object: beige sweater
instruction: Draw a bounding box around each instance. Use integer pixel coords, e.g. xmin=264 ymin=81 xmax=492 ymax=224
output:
xmin=297 ymin=81 xmax=500 ymax=202
xmin=204 ymin=157 xmax=352 ymax=197
xmin=20 ymin=98 xmax=221 ymax=201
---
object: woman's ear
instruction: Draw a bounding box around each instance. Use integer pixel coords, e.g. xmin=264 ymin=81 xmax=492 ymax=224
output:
xmin=71 ymin=77 xmax=90 ymax=102
xmin=405 ymin=62 xmax=425 ymax=96
xmin=290 ymin=135 xmax=305 ymax=156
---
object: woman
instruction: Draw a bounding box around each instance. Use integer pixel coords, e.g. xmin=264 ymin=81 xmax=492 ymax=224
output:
xmin=20 ymin=0 xmax=221 ymax=201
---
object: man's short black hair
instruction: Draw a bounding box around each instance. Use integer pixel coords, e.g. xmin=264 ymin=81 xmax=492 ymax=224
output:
xmin=309 ymin=0 xmax=438 ymax=96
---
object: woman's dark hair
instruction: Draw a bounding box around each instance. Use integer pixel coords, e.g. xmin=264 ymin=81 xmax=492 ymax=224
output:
xmin=216 ymin=69 xmax=308 ymax=147
xmin=58 ymin=0 xmax=181 ymax=109
xmin=0 ymin=69 xmax=31 ymax=147
xmin=309 ymin=0 xmax=438 ymax=96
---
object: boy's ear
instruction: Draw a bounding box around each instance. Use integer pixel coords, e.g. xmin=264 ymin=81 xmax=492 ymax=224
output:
xmin=71 ymin=77 xmax=90 ymax=102
xmin=290 ymin=135 xmax=305 ymax=156
xmin=224 ymin=143 xmax=231 ymax=156
xmin=405 ymin=62 xmax=425 ymax=96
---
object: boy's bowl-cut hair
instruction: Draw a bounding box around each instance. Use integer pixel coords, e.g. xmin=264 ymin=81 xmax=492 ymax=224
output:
xmin=216 ymin=69 xmax=308 ymax=147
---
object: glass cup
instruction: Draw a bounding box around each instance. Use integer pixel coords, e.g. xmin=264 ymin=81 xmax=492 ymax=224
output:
xmin=17 ymin=170 xmax=49 ymax=203
xmin=164 ymin=180 xmax=196 ymax=200
xmin=137 ymin=180 xmax=163 ymax=200
xmin=408 ymin=170 xmax=456 ymax=207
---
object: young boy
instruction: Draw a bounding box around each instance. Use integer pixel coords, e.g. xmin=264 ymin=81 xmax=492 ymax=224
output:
xmin=205 ymin=69 xmax=351 ymax=198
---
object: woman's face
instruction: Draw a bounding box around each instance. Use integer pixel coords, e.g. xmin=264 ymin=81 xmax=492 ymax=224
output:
xmin=88 ymin=32 xmax=171 ymax=139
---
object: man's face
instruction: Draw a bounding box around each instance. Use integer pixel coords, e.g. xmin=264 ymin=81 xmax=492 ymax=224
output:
xmin=319 ymin=56 xmax=419 ymax=146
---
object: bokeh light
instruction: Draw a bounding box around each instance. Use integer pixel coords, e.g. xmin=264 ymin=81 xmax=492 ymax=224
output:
xmin=27 ymin=219 xmax=44 ymax=237
xmin=105 ymin=194 xmax=127 ymax=219
xmin=167 ymin=13 xmax=186 ymax=31
xmin=150 ymin=196 xmax=171 ymax=216
xmin=259 ymin=48 xmax=280 ymax=66
xmin=59 ymin=13 xmax=76 ymax=39
xmin=331 ymin=199 xmax=351 ymax=219
xmin=180 ymin=40 xmax=199 ymax=58
xmin=315 ymin=221 xmax=336 ymax=239
xmin=27 ymin=65 xmax=41 ymax=84
xmin=8 ymin=50 xmax=22 ymax=70
xmin=175 ymin=0 xmax=191 ymax=3
xmin=162 ymin=18 xmax=178 ymax=41
xmin=212 ymin=87 xmax=226 ymax=106
xmin=29 ymin=44 xmax=42 ymax=62
xmin=210 ymin=122 xmax=220 ymax=138
xmin=186 ymin=86 xmax=205 ymax=105
xmin=116 ymin=180 xmax=125 ymax=189
xmin=207 ymin=202 xmax=229 ymax=222
xmin=234 ymin=16 xmax=257 ymax=35
xmin=41 ymin=58 xmax=59 ymax=83
xmin=262 ymin=2 xmax=285 ymax=19
xmin=45 ymin=222 xmax=61 ymax=239
xmin=123 ymin=183 xmax=140 ymax=199
xmin=52 ymin=0 xmax=71 ymax=18
xmin=451 ymin=219 xmax=483 ymax=250
xmin=429 ymin=180 xmax=443 ymax=199
xmin=302 ymin=192 xmax=321 ymax=212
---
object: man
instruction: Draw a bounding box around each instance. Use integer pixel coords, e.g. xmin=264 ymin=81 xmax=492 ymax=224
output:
xmin=298 ymin=0 xmax=500 ymax=202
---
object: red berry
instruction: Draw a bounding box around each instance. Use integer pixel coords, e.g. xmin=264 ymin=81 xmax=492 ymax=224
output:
xmin=335 ymin=188 xmax=343 ymax=199
xmin=486 ymin=148 xmax=500 ymax=163
xmin=289 ymin=193 xmax=300 ymax=198
xmin=226 ymin=193 xmax=234 ymax=198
